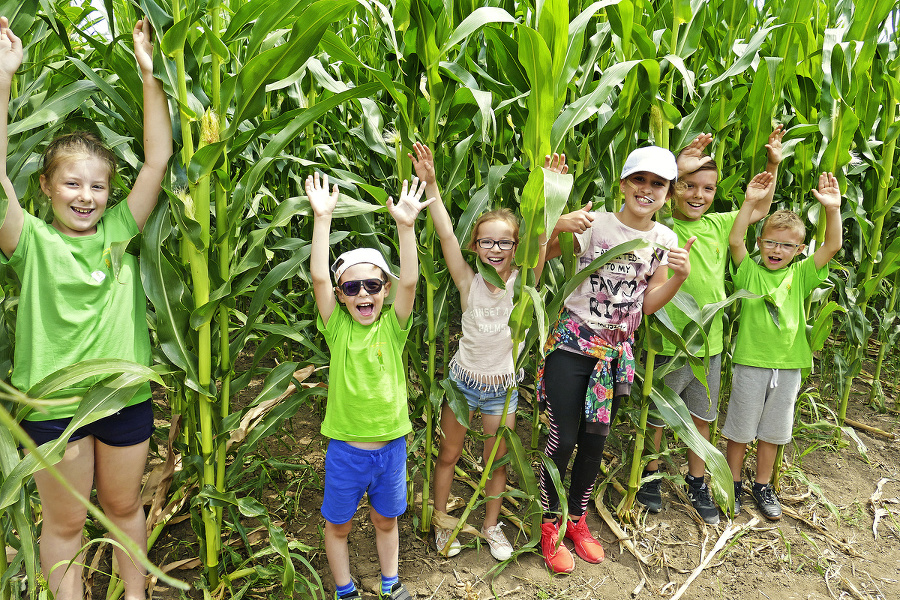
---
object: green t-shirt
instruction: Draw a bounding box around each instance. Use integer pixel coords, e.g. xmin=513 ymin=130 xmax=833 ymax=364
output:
xmin=661 ymin=211 xmax=738 ymax=356
xmin=316 ymin=306 xmax=412 ymax=442
xmin=731 ymin=255 xmax=827 ymax=369
xmin=2 ymin=202 xmax=152 ymax=420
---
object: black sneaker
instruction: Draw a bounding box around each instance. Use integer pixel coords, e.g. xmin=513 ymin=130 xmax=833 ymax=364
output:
xmin=636 ymin=474 xmax=662 ymax=513
xmin=751 ymin=483 xmax=782 ymax=521
xmin=686 ymin=482 xmax=720 ymax=525
xmin=733 ymin=481 xmax=743 ymax=516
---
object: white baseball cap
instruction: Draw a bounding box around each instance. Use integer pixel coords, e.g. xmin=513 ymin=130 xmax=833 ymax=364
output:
xmin=331 ymin=248 xmax=399 ymax=302
xmin=620 ymin=146 xmax=678 ymax=182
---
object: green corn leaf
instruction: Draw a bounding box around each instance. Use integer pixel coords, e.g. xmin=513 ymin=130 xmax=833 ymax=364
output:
xmin=7 ymin=80 xmax=97 ymax=135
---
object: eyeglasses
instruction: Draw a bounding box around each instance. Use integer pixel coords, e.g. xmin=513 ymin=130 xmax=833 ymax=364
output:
xmin=337 ymin=278 xmax=386 ymax=296
xmin=759 ymin=239 xmax=801 ymax=251
xmin=476 ymin=238 xmax=516 ymax=251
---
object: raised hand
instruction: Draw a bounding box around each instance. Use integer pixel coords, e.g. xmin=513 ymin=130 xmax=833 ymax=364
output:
xmin=554 ymin=200 xmax=594 ymax=235
xmin=667 ymin=236 xmax=695 ymax=280
xmin=408 ymin=142 xmax=436 ymax=186
xmin=744 ymin=171 xmax=774 ymax=206
xmin=677 ymin=133 xmax=714 ymax=175
xmin=765 ymin=124 xmax=784 ymax=165
xmin=544 ymin=153 xmax=568 ymax=175
xmin=387 ymin=177 xmax=435 ymax=227
xmin=132 ymin=18 xmax=154 ymax=74
xmin=0 ymin=18 xmax=23 ymax=79
xmin=811 ymin=172 xmax=841 ymax=211
xmin=306 ymin=172 xmax=339 ymax=218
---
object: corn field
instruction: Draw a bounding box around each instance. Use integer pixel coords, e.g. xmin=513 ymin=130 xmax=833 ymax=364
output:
xmin=0 ymin=0 xmax=897 ymax=598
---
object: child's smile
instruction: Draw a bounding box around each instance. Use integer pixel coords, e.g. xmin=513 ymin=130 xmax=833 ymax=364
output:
xmin=757 ymin=229 xmax=804 ymax=270
xmin=474 ymin=219 xmax=517 ymax=287
xmin=337 ymin=263 xmax=390 ymax=325
xmin=618 ymin=172 xmax=672 ymax=230
xmin=674 ymin=170 xmax=717 ymax=221
xmin=40 ymin=156 xmax=111 ymax=237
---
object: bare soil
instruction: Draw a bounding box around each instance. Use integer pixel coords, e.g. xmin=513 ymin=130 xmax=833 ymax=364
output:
xmin=142 ymin=374 xmax=900 ymax=600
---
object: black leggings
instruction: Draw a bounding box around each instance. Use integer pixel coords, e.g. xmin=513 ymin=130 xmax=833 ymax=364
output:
xmin=539 ymin=349 xmax=623 ymax=517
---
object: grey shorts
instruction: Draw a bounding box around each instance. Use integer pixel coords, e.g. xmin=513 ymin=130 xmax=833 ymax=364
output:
xmin=721 ymin=365 xmax=801 ymax=445
xmin=648 ymin=354 xmax=722 ymax=427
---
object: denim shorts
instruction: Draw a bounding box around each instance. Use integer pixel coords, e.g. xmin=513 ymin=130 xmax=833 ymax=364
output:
xmin=321 ymin=436 xmax=408 ymax=524
xmin=20 ymin=400 xmax=154 ymax=447
xmin=450 ymin=372 xmax=518 ymax=416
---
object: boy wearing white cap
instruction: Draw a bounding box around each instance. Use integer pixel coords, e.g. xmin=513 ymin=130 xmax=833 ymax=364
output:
xmin=306 ymin=172 xmax=433 ymax=600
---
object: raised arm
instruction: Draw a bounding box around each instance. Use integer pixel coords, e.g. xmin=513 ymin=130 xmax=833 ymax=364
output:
xmin=307 ymin=172 xmax=339 ymax=324
xmin=409 ymin=142 xmax=475 ymax=297
xmin=746 ymin=125 xmax=783 ymax=223
xmin=676 ymin=133 xmax=713 ymax=178
xmin=387 ymin=177 xmax=434 ymax=326
xmin=811 ymin=172 xmax=843 ymax=269
xmin=0 ymin=18 xmax=24 ymax=257
xmin=643 ymin=237 xmax=695 ymax=314
xmin=126 ymin=18 xmax=173 ymax=231
xmin=729 ymin=171 xmax=773 ymax=266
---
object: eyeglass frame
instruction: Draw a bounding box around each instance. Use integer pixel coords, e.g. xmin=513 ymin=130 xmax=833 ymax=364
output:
xmin=758 ymin=238 xmax=802 ymax=252
xmin=475 ymin=238 xmax=517 ymax=251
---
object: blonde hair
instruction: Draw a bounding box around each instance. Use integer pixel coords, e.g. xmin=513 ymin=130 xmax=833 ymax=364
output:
xmin=761 ymin=209 xmax=805 ymax=240
xmin=673 ymin=155 xmax=718 ymax=197
xmin=467 ymin=208 xmax=520 ymax=251
xmin=41 ymin=131 xmax=117 ymax=185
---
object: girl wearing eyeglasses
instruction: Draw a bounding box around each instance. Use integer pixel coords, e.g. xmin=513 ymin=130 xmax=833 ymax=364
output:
xmin=410 ymin=143 xmax=567 ymax=562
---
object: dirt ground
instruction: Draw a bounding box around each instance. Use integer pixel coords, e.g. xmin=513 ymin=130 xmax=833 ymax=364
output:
xmin=142 ymin=374 xmax=900 ymax=600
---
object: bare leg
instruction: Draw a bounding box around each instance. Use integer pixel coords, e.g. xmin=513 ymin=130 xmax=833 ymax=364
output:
xmin=645 ymin=425 xmax=664 ymax=472
xmin=31 ymin=437 xmax=95 ymax=600
xmin=94 ymin=439 xmax=150 ymax=600
xmin=726 ymin=440 xmax=747 ymax=482
xmin=433 ymin=404 xmax=472 ymax=514
xmin=370 ymin=509 xmax=399 ymax=578
xmin=686 ymin=416 xmax=711 ymax=478
xmin=324 ymin=519 xmax=353 ymax=587
xmin=755 ymin=441 xmax=779 ymax=484
xmin=480 ymin=410 xmax=515 ymax=528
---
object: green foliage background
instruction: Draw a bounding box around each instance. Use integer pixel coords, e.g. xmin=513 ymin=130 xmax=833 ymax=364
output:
xmin=0 ymin=0 xmax=896 ymax=597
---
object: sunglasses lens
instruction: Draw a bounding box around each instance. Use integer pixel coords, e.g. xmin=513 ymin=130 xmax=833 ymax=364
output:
xmin=341 ymin=281 xmax=362 ymax=295
xmin=362 ymin=279 xmax=384 ymax=293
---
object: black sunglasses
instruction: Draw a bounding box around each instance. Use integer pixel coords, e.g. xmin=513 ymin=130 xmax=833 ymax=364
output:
xmin=337 ymin=278 xmax=386 ymax=296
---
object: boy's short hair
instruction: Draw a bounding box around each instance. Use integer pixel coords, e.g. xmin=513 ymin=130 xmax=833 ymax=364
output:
xmin=761 ymin=210 xmax=805 ymax=240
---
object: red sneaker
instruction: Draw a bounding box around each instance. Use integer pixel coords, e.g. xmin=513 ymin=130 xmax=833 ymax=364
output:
xmin=540 ymin=521 xmax=574 ymax=574
xmin=563 ymin=514 xmax=605 ymax=563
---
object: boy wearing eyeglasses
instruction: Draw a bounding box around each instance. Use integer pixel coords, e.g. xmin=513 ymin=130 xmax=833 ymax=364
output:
xmin=724 ymin=172 xmax=843 ymax=521
xmin=306 ymin=172 xmax=433 ymax=600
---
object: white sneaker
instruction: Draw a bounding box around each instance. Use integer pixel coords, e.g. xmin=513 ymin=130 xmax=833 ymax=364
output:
xmin=482 ymin=523 xmax=513 ymax=561
xmin=434 ymin=526 xmax=461 ymax=557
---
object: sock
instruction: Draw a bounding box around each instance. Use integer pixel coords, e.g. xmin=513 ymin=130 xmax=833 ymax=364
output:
xmin=643 ymin=468 xmax=659 ymax=477
xmin=381 ymin=574 xmax=398 ymax=595
xmin=734 ymin=481 xmax=743 ymax=493
xmin=336 ymin=581 xmax=357 ymax=598
xmin=753 ymin=481 xmax=766 ymax=493
xmin=685 ymin=474 xmax=704 ymax=487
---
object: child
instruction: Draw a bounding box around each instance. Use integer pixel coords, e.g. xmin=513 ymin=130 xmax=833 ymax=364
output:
xmin=723 ymin=172 xmax=842 ymax=520
xmin=0 ymin=18 xmax=172 ymax=600
xmin=538 ymin=146 xmax=694 ymax=574
xmin=409 ymin=143 xmax=566 ymax=561
xmin=307 ymin=172 xmax=432 ymax=600
xmin=637 ymin=128 xmax=783 ymax=524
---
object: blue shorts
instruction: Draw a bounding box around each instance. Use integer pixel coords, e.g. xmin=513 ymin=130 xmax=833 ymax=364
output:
xmin=321 ymin=436 xmax=408 ymax=524
xmin=450 ymin=372 xmax=518 ymax=416
xmin=20 ymin=400 xmax=154 ymax=447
